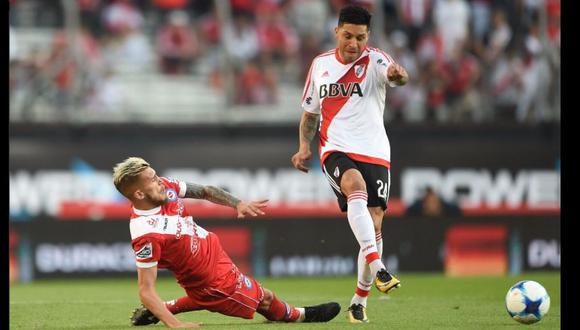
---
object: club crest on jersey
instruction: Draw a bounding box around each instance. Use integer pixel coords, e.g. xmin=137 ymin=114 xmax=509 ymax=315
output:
xmin=354 ymin=64 xmax=366 ymax=78
xmin=244 ymin=276 xmax=253 ymax=289
xmin=135 ymin=242 xmax=153 ymax=260
xmin=237 ymin=274 xmax=253 ymax=289
xmin=334 ymin=166 xmax=340 ymax=178
xmin=319 ymin=82 xmax=363 ymax=98
xmin=166 ymin=188 xmax=177 ymax=202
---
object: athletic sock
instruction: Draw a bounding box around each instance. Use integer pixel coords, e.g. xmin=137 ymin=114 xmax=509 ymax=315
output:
xmin=351 ymin=286 xmax=370 ymax=307
xmin=347 ymin=191 xmax=386 ymax=276
xmin=258 ymin=294 xmax=303 ymax=322
xmin=369 ymin=232 xmax=385 ymax=275
xmin=165 ymin=296 xmax=198 ymax=314
xmin=351 ymin=232 xmax=384 ymax=307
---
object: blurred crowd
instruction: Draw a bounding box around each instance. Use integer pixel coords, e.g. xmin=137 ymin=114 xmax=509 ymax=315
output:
xmin=9 ymin=0 xmax=560 ymax=124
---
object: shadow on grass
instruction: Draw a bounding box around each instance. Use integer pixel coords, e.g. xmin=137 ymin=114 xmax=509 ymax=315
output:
xmin=63 ymin=320 xmax=330 ymax=330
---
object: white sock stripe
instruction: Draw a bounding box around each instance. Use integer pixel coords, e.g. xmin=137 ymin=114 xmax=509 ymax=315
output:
xmin=349 ymin=190 xmax=368 ymax=196
xmin=348 ymin=197 xmax=367 ymax=204
xmin=348 ymin=192 xmax=368 ymax=197
xmin=348 ymin=196 xmax=368 ymax=202
xmin=347 ymin=192 xmax=368 ymax=202
xmin=348 ymin=193 xmax=368 ymax=198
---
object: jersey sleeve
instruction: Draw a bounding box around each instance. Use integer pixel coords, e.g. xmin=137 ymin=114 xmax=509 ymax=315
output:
xmin=132 ymin=235 xmax=162 ymax=268
xmin=161 ymin=177 xmax=187 ymax=198
xmin=372 ymin=49 xmax=399 ymax=88
xmin=301 ymin=59 xmax=321 ymax=114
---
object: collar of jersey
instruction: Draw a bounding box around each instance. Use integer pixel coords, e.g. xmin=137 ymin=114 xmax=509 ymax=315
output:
xmin=335 ymin=47 xmax=369 ymax=65
xmin=133 ymin=206 xmax=162 ymax=216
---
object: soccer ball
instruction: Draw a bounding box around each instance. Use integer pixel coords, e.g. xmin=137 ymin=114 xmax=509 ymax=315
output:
xmin=505 ymin=280 xmax=550 ymax=324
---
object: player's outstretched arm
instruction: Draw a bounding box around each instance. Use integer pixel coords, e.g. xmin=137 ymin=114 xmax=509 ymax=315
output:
xmin=137 ymin=266 xmax=202 ymax=328
xmin=387 ymin=63 xmax=409 ymax=86
xmin=291 ymin=111 xmax=320 ymax=173
xmin=184 ymin=183 xmax=268 ymax=218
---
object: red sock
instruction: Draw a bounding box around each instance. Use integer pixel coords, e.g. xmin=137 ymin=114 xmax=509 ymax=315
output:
xmin=165 ymin=296 xmax=198 ymax=314
xmin=259 ymin=294 xmax=301 ymax=322
xmin=355 ymin=287 xmax=370 ymax=298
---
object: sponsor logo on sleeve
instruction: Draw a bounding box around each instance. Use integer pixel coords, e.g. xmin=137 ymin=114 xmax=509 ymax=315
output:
xmin=135 ymin=242 xmax=153 ymax=260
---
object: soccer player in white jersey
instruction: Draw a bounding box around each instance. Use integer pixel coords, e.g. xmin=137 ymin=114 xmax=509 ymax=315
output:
xmin=291 ymin=5 xmax=409 ymax=323
xmin=112 ymin=157 xmax=340 ymax=328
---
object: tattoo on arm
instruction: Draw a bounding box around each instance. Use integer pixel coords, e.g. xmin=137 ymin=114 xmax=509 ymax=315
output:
xmin=185 ymin=182 xmax=241 ymax=208
xmin=300 ymin=113 xmax=319 ymax=145
xmin=204 ymin=186 xmax=241 ymax=208
xmin=184 ymin=183 xmax=206 ymax=199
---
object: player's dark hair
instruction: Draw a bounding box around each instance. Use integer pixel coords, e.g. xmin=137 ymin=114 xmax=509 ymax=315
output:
xmin=338 ymin=5 xmax=371 ymax=29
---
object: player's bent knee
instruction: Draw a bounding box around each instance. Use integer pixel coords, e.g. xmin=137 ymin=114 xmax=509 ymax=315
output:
xmin=341 ymin=170 xmax=367 ymax=195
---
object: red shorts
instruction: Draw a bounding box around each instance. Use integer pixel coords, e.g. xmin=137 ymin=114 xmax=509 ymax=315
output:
xmin=184 ymin=267 xmax=265 ymax=319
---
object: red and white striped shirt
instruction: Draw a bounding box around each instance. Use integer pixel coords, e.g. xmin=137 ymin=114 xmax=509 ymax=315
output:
xmin=301 ymin=47 xmax=399 ymax=168
xmin=130 ymin=177 xmax=231 ymax=289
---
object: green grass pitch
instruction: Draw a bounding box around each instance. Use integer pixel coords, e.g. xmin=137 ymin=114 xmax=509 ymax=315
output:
xmin=10 ymin=272 xmax=560 ymax=329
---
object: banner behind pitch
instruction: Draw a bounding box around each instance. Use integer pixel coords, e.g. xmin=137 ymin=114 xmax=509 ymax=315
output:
xmin=10 ymin=216 xmax=559 ymax=281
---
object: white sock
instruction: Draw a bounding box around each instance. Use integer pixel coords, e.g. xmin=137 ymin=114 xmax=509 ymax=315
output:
xmin=347 ymin=192 xmax=385 ymax=305
xmin=347 ymin=193 xmax=383 ymax=266
xmin=351 ymin=233 xmax=384 ymax=307
xmin=297 ymin=307 xmax=305 ymax=322
xmin=351 ymin=247 xmax=372 ymax=307
xmin=362 ymin=234 xmax=384 ymax=281
xmin=351 ymin=292 xmax=368 ymax=307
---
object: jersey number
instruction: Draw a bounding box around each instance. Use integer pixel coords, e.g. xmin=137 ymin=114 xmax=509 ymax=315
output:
xmin=377 ymin=180 xmax=389 ymax=200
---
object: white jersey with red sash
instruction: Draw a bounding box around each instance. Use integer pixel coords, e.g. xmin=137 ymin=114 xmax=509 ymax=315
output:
xmin=301 ymin=47 xmax=399 ymax=168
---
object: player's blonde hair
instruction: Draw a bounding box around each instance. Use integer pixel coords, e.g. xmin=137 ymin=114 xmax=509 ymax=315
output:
xmin=113 ymin=157 xmax=150 ymax=198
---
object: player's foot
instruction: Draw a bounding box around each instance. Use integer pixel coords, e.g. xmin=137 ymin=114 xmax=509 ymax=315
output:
xmin=130 ymin=305 xmax=159 ymax=326
xmin=347 ymin=303 xmax=369 ymax=323
xmin=375 ymin=269 xmax=401 ymax=294
xmin=303 ymin=302 xmax=341 ymax=322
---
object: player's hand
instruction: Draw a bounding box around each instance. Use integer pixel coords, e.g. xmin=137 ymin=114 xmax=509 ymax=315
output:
xmin=236 ymin=199 xmax=268 ymax=218
xmin=168 ymin=321 xmax=202 ymax=328
xmin=291 ymin=149 xmax=312 ymax=173
xmin=387 ymin=63 xmax=408 ymax=85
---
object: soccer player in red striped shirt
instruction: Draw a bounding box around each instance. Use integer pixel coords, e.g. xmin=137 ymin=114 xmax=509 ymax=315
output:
xmin=113 ymin=157 xmax=340 ymax=328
